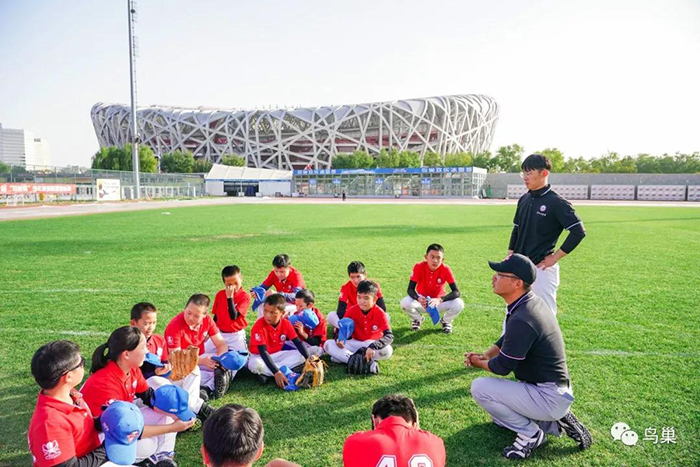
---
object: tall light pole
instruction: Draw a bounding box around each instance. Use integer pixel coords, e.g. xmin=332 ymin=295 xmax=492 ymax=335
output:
xmin=127 ymin=0 xmax=140 ymax=199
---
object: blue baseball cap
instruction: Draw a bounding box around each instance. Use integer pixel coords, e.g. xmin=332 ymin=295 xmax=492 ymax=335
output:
xmin=212 ymin=350 xmax=249 ymax=371
xmin=101 ymin=401 xmax=144 ymax=466
xmin=299 ymin=308 xmax=319 ymax=329
xmin=143 ymin=352 xmax=165 ymax=367
xmin=251 ymin=286 xmax=266 ymax=309
xmin=288 ymin=314 xmax=301 ymax=326
xmin=338 ymin=317 xmax=355 ymax=342
xmin=151 ymin=385 xmax=195 ymax=421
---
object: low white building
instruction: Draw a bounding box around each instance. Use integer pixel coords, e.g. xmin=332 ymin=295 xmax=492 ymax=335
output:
xmin=205 ymin=164 xmax=292 ymax=197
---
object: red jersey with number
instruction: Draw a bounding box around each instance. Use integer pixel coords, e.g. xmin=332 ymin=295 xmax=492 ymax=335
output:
xmin=28 ymin=390 xmax=102 ymax=467
xmin=211 ymin=289 xmax=251 ymax=333
xmin=344 ymin=304 xmax=389 ymax=341
xmin=410 ymin=262 xmax=455 ymax=298
xmin=339 ymin=280 xmax=384 ymax=308
xmin=80 ymin=360 xmax=148 ymax=416
xmin=343 ymin=416 xmax=446 ymax=467
xmin=249 ymin=317 xmax=297 ymax=354
xmin=146 ymin=333 xmax=168 ymax=362
xmin=164 ymin=312 xmax=220 ymax=354
xmin=262 ymin=266 xmax=306 ymax=293
xmin=290 ymin=306 xmax=327 ymax=345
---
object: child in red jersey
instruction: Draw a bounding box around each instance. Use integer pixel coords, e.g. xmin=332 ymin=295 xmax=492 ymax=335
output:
xmin=247 ymin=294 xmax=310 ymax=389
xmin=343 ymin=395 xmax=446 ymax=467
xmin=203 ymin=266 xmax=251 ymax=398
xmin=254 ymin=254 xmax=306 ymax=318
xmin=400 ymin=243 xmax=465 ymax=334
xmin=328 ymin=261 xmax=389 ymax=329
xmin=28 ymin=340 xmax=106 ymax=467
xmin=288 ymin=289 xmax=326 ymax=357
xmin=324 ymin=280 xmax=393 ymax=374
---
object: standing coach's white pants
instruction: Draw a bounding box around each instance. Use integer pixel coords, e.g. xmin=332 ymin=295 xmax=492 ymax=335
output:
xmin=400 ymin=296 xmax=465 ymax=324
xmin=201 ymin=330 xmax=248 ymax=389
xmin=532 ymin=263 xmax=559 ymax=315
xmin=324 ymin=338 xmax=393 ymax=364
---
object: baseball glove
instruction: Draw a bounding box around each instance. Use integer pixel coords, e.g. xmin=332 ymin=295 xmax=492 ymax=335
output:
xmin=346 ymin=347 xmax=373 ymax=375
xmin=295 ymin=355 xmax=328 ymax=388
xmin=168 ymin=345 xmax=199 ymax=381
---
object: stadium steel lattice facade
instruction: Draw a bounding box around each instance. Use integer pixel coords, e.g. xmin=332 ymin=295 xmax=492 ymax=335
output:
xmin=91 ymin=94 xmax=499 ymax=171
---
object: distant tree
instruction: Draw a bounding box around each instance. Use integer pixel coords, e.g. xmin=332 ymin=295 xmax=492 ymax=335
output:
xmin=538 ymin=147 xmax=565 ymax=173
xmin=376 ymin=148 xmax=400 ymax=168
xmin=193 ymin=159 xmax=213 ymax=173
xmin=351 ymin=149 xmax=375 ymax=168
xmin=91 ymin=144 xmax=156 ymax=172
xmin=160 ymin=150 xmax=195 ymax=173
xmin=398 ymin=150 xmax=420 ymax=168
xmin=634 ymin=154 xmax=659 ymax=173
xmin=332 ymin=153 xmax=353 ymax=169
xmin=492 ymin=144 xmax=525 ymax=172
xmin=444 ymin=152 xmax=473 ymax=167
xmin=562 ymin=156 xmax=591 ymax=173
xmin=0 ymin=161 xmax=11 ymax=174
xmin=220 ymin=154 xmax=246 ymax=167
xmin=472 ymin=151 xmax=494 ymax=171
xmin=422 ymin=151 xmax=443 ymax=167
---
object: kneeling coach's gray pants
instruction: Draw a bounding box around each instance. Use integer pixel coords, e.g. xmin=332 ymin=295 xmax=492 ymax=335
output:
xmin=471 ymin=377 xmax=574 ymax=438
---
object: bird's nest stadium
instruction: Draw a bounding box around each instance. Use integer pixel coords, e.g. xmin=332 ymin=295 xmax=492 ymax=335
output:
xmin=91 ymin=94 xmax=499 ymax=171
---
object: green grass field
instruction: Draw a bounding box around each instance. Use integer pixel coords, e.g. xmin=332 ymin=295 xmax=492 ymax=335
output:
xmin=1 ymin=203 xmax=698 ymax=467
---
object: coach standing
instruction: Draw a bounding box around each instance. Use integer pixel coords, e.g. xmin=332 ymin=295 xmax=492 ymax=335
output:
xmin=508 ymin=154 xmax=586 ymax=314
xmin=466 ymin=254 xmax=592 ymax=460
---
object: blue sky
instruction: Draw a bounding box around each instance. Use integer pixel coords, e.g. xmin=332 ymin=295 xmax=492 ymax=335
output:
xmin=1 ymin=0 xmax=698 ymax=167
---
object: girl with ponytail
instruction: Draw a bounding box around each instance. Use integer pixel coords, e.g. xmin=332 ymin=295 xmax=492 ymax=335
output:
xmin=81 ymin=326 xmax=194 ymax=465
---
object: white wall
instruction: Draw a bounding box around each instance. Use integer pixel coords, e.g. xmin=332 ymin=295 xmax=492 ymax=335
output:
xmin=205 ymin=180 xmax=225 ymax=196
xmin=259 ymin=180 xmax=291 ymax=197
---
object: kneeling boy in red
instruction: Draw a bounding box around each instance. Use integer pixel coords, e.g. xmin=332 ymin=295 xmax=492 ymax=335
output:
xmin=248 ymin=294 xmax=310 ymax=389
xmin=254 ymin=254 xmax=306 ymax=318
xmin=28 ymin=340 xmax=106 ymax=467
xmin=203 ymin=265 xmax=251 ymax=397
xmin=324 ymin=280 xmax=394 ymax=374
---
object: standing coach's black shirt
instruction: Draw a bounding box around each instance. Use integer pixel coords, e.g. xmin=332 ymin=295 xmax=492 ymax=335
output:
xmin=509 ymin=185 xmax=586 ymax=265
xmin=488 ymin=291 xmax=570 ymax=385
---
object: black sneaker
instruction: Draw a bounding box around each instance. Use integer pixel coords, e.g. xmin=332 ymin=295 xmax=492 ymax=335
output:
xmin=199 ymin=388 xmax=210 ymax=402
xmin=197 ymin=403 xmax=215 ymax=422
xmin=440 ymin=319 xmax=453 ymax=334
xmin=257 ymin=374 xmax=271 ymax=385
xmin=213 ymin=367 xmax=231 ymax=399
xmin=411 ymin=317 xmax=424 ymax=331
xmin=155 ymin=459 xmax=177 ymax=467
xmin=557 ymin=411 xmax=593 ymax=450
xmin=502 ymin=429 xmax=546 ymax=460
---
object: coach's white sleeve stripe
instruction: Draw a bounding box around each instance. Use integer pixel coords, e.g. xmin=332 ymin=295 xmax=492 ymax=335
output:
xmin=499 ymin=350 xmax=526 ymax=360
xmin=565 ymin=221 xmax=582 ymax=231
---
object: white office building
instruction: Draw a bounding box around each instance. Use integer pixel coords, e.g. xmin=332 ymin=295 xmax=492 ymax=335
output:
xmin=0 ymin=124 xmax=50 ymax=167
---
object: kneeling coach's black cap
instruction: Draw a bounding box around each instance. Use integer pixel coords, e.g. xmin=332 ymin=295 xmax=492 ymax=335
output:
xmin=488 ymin=254 xmax=537 ymax=285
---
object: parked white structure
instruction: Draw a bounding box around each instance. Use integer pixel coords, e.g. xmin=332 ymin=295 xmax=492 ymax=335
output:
xmin=205 ymin=164 xmax=292 ymax=197
xmin=91 ymin=94 xmax=499 ymax=171
xmin=33 ymin=137 xmax=51 ymax=168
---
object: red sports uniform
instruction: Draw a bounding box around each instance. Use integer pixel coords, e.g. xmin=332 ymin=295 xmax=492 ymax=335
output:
xmin=249 ymin=318 xmax=298 ymax=354
xmin=339 ymin=280 xmax=384 ymax=308
xmin=164 ymin=312 xmax=220 ymax=354
xmin=343 ymin=416 xmax=446 ymax=467
xmin=211 ymin=288 xmax=251 ymax=333
xmin=146 ymin=333 xmax=168 ymax=362
xmin=410 ymin=261 xmax=456 ymax=298
xmin=262 ymin=266 xmax=306 ymax=294
xmin=344 ymin=304 xmax=389 ymax=341
xmin=80 ymin=360 xmax=148 ymax=416
xmin=291 ymin=307 xmax=327 ymax=345
xmin=28 ymin=390 xmax=102 ymax=467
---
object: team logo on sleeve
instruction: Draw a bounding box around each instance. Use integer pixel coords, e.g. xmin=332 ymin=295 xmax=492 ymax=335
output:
xmin=167 ymin=336 xmax=174 ymax=345
xmin=255 ymin=333 xmax=262 ymax=342
xmin=42 ymin=441 xmax=61 ymax=460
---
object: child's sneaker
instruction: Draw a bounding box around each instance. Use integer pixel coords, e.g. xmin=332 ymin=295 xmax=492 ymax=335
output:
xmin=411 ymin=317 xmax=424 ymax=331
xmin=441 ymin=319 xmax=453 ymax=334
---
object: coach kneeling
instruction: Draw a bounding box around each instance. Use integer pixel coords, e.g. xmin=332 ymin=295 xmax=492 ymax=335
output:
xmin=465 ymin=254 xmax=592 ymax=460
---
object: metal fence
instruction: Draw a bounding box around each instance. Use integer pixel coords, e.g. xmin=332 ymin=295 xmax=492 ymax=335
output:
xmin=0 ymin=164 xmax=206 ymax=203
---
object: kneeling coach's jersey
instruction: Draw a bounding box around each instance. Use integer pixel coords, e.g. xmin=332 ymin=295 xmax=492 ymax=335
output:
xmin=343 ymin=416 xmax=446 ymax=467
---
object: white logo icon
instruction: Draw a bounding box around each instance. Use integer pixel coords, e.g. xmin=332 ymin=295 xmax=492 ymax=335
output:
xmin=42 ymin=441 xmax=61 ymax=460
xmin=540 ymin=205 xmax=547 ymax=212
xmin=611 ymin=422 xmax=638 ymax=446
xmin=280 ymin=334 xmax=287 ymax=341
